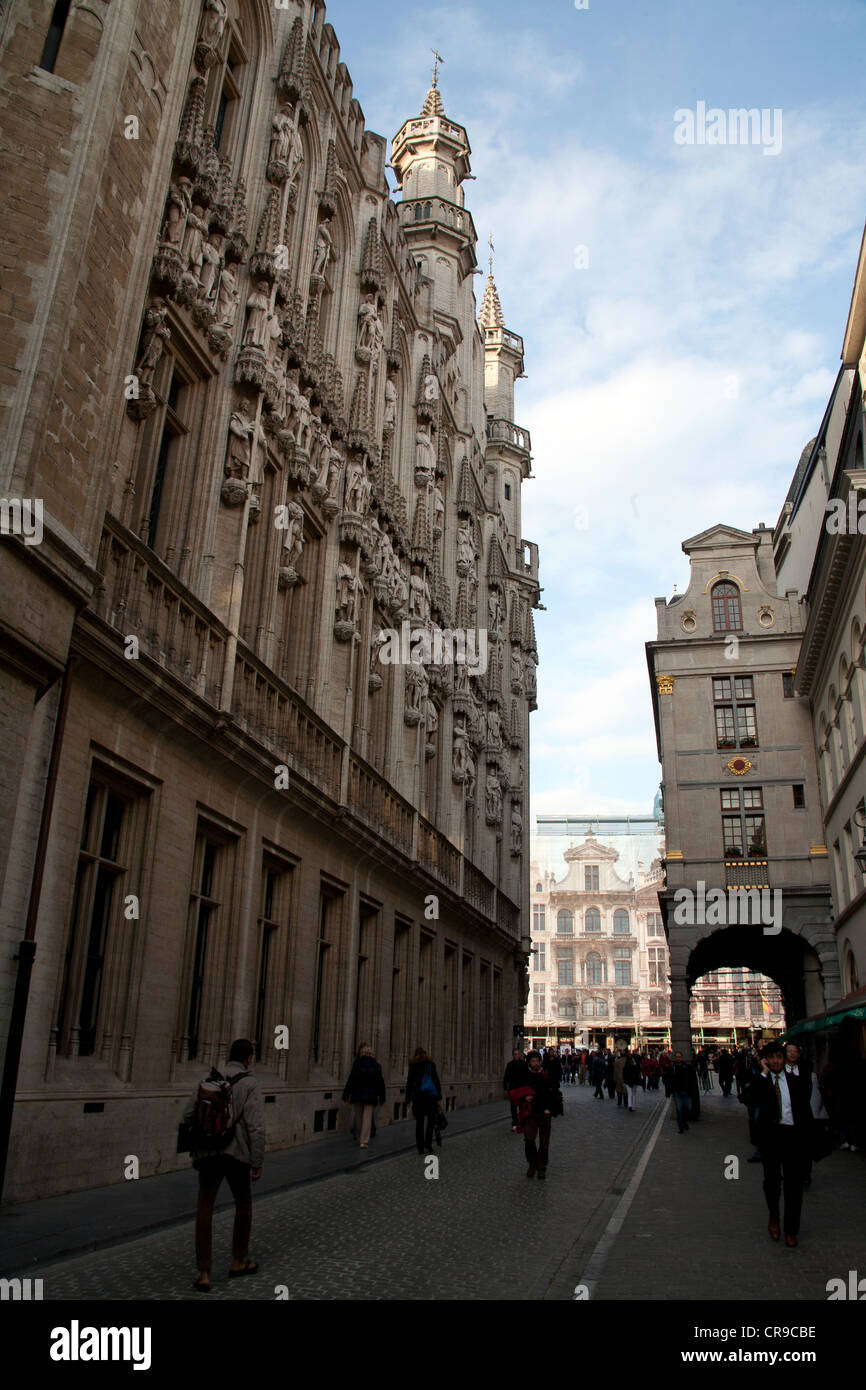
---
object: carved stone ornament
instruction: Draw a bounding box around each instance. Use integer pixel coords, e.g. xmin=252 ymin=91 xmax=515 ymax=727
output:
xmin=510 ymin=800 xmax=523 ymax=857
xmin=758 ymin=605 xmax=775 ymax=628
xmin=485 ymin=768 xmax=503 ymax=825
xmin=680 ymin=611 xmax=697 ymax=633
xmin=334 ymin=562 xmax=362 ymax=640
xmin=656 ymin=674 xmax=675 ymax=695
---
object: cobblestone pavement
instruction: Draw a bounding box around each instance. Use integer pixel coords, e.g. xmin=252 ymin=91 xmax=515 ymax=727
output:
xmin=14 ymin=1085 xmax=866 ymax=1301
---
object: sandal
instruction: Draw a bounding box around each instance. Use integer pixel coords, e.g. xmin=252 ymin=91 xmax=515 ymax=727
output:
xmin=228 ymin=1260 xmax=259 ymax=1277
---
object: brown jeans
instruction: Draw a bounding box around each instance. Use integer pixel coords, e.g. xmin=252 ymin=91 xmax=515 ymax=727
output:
xmin=194 ymin=1155 xmax=252 ymax=1271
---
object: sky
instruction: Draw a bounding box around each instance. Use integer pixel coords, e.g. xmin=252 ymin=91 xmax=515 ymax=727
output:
xmin=322 ymin=0 xmax=866 ymax=821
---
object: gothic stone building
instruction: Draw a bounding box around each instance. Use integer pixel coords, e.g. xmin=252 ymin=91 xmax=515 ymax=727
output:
xmin=0 ymin=0 xmax=540 ymax=1200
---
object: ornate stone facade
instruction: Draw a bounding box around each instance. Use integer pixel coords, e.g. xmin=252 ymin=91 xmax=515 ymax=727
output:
xmin=0 ymin=0 xmax=539 ymax=1200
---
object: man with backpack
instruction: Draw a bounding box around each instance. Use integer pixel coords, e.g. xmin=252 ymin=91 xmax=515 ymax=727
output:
xmin=184 ymin=1037 xmax=265 ymax=1291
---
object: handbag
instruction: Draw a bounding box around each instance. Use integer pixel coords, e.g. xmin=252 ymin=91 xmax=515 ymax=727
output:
xmin=419 ymin=1062 xmax=438 ymax=1097
xmin=434 ymin=1104 xmax=448 ymax=1131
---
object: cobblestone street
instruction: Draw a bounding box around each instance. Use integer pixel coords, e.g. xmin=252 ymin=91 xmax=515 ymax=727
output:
xmin=13 ymin=1084 xmax=865 ymax=1301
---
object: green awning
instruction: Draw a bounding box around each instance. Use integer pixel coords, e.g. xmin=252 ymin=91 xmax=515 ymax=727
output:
xmin=785 ymin=1000 xmax=866 ymax=1036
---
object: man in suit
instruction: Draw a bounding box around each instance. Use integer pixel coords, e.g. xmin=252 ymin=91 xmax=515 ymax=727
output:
xmin=745 ymin=1041 xmax=813 ymax=1248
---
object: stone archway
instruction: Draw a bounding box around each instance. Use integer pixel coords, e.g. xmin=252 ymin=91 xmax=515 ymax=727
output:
xmin=661 ymin=893 xmax=841 ymax=1055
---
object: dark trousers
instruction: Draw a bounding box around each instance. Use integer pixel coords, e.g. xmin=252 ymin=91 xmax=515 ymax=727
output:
xmin=720 ymin=1077 xmax=732 ymax=1096
xmin=194 ymin=1155 xmax=252 ymax=1271
xmin=761 ymin=1127 xmax=808 ymax=1236
xmin=509 ymin=1100 xmax=519 ymax=1126
xmin=617 ymin=1090 xmax=628 ymax=1107
xmin=524 ymin=1113 xmax=551 ymax=1172
xmin=673 ymin=1091 xmax=693 ymax=1131
xmin=593 ymin=1079 xmax=604 ymax=1097
xmin=413 ymin=1097 xmax=437 ymax=1151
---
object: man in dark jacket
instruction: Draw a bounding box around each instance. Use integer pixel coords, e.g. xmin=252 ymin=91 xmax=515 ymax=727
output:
xmin=504 ymin=1049 xmax=529 ymax=1130
xmin=743 ymin=1042 xmax=813 ymax=1246
xmin=590 ymin=1050 xmax=606 ymax=1098
xmin=717 ymin=1048 xmax=734 ymax=1096
xmin=669 ymin=1051 xmax=700 ymax=1132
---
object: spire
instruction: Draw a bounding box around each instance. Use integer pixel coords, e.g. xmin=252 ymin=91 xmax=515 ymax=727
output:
xmin=422 ymin=48 xmax=445 ymax=116
xmin=479 ymin=232 xmax=505 ymax=328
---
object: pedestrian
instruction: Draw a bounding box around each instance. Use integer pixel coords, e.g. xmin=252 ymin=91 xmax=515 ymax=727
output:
xmin=743 ymin=1042 xmax=814 ymax=1248
xmin=341 ymin=1042 xmax=386 ymax=1148
xmin=184 ymin=1037 xmax=265 ymax=1291
xmin=697 ymin=1048 xmax=712 ymax=1093
xmin=590 ymin=1049 xmax=606 ymax=1098
xmin=605 ymin=1049 xmax=616 ymax=1099
xmin=545 ymin=1047 xmax=563 ymax=1088
xmin=614 ymin=1050 xmax=628 ymax=1108
xmin=717 ymin=1048 xmax=734 ymax=1097
xmin=624 ymin=1052 xmax=641 ymax=1111
xmin=406 ymin=1046 xmax=442 ymax=1154
xmin=504 ymin=1048 xmax=529 ymax=1130
xmin=578 ymin=1050 xmax=587 ymax=1086
xmin=509 ymin=1050 xmax=557 ymax=1179
xmin=669 ymin=1050 xmax=700 ymax=1133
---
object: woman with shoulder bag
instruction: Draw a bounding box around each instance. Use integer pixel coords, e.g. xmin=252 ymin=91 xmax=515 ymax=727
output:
xmin=341 ymin=1043 xmax=386 ymax=1148
xmin=406 ymin=1046 xmax=442 ymax=1155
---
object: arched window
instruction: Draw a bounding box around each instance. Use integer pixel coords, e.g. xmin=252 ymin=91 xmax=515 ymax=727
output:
xmin=712 ymin=581 xmax=742 ymax=633
xmin=613 ymin=909 xmax=630 ymax=935
xmin=584 ymin=907 xmax=601 ymax=933
xmin=557 ymin=909 xmax=574 ymax=935
xmin=585 ymin=952 xmax=602 ymax=985
xmin=535 ymin=882 xmax=543 ymax=893
xmin=847 ymin=950 xmax=860 ymax=993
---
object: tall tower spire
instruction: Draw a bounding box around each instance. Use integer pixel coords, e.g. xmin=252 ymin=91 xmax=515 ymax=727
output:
xmin=479 ymin=232 xmax=505 ymax=330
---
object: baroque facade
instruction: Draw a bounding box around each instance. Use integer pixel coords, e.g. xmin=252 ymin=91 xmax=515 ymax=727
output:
xmin=0 ymin=0 xmax=540 ymax=1200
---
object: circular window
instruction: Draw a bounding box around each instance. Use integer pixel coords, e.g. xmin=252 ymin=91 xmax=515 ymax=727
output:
xmin=681 ymin=611 xmax=697 ymax=633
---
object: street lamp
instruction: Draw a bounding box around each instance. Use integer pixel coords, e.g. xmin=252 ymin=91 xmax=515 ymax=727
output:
xmin=854 ymin=808 xmax=866 ymax=876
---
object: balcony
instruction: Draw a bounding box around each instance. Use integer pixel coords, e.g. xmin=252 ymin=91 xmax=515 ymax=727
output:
xmin=486 ymin=418 xmax=531 ymax=453
xmin=725 ymin=860 xmax=770 ymax=889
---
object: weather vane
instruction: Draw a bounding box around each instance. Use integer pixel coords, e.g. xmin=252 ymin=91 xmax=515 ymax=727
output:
xmin=431 ymin=49 xmax=444 ymax=88
xmin=489 ymin=232 xmax=495 ymax=277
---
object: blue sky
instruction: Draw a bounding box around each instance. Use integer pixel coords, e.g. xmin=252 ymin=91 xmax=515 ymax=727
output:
xmin=323 ymin=0 xmax=866 ymax=818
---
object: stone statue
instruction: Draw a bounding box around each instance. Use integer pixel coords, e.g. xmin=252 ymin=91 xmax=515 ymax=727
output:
xmin=487 ymin=590 xmax=501 ymax=635
xmin=243 ymin=280 xmax=272 ymax=349
xmin=160 ymin=180 xmax=192 ymax=246
xmin=182 ymin=203 xmax=209 ymax=282
xmin=135 ymin=300 xmax=170 ymax=384
xmin=199 ymin=231 xmax=224 ymax=302
xmin=199 ymin=0 xmax=227 ymax=47
xmin=511 ymin=647 xmax=523 ymax=691
xmin=214 ymin=262 xmax=239 ymax=328
xmin=452 ymin=721 xmax=468 ymax=781
xmin=312 ymin=218 xmax=335 ymax=278
xmin=424 ymin=696 xmax=438 ymax=744
xmin=465 ymin=747 xmax=476 ymax=801
xmin=336 ymin=562 xmax=359 ymax=622
xmin=344 ymin=459 xmax=367 ymax=514
xmin=408 ymin=572 xmax=428 ymax=621
xmin=510 ymin=803 xmax=523 ymax=855
xmin=432 ymin=482 xmax=445 ymax=535
xmin=383 ymin=377 xmax=398 ymax=431
xmin=456 ymin=522 xmax=476 ymax=576
xmin=525 ymin=658 xmax=537 ymax=699
xmin=485 ymin=770 xmax=502 ymax=822
xmin=422 ymin=371 xmax=440 ymax=404
xmin=415 ymin=423 xmax=435 ymax=485
xmin=225 ymin=403 xmax=256 ymax=481
xmin=405 ymin=663 xmax=427 ymax=716
xmin=486 ymin=707 xmax=502 ymax=748
xmin=270 ymin=106 xmax=295 ymax=167
xmin=281 ymin=500 xmax=304 ymax=569
xmin=357 ymin=294 xmax=380 ymax=354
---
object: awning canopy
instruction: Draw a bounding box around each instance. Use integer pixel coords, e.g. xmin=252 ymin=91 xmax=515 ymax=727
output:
xmin=784 ymin=985 xmax=866 ymax=1036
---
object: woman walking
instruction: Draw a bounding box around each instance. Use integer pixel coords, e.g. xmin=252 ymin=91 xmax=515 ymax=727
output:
xmin=614 ymin=1050 xmax=628 ymax=1108
xmin=510 ymin=1050 xmax=557 ymax=1179
xmin=341 ymin=1043 xmax=386 ymax=1148
xmin=406 ymin=1046 xmax=442 ymax=1154
xmin=623 ymin=1052 xmax=641 ymax=1111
